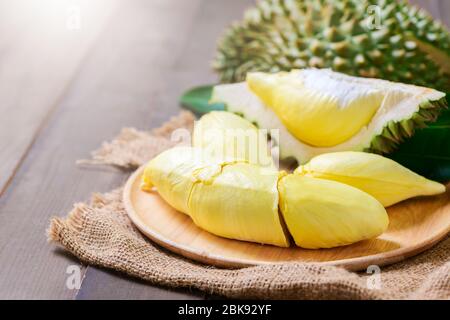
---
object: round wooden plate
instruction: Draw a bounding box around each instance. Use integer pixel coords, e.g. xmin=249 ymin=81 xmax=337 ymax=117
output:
xmin=123 ymin=166 xmax=450 ymax=271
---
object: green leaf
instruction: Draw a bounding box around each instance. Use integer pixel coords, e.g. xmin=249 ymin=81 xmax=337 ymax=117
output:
xmin=387 ymin=94 xmax=450 ymax=182
xmin=179 ymin=85 xmax=224 ymax=114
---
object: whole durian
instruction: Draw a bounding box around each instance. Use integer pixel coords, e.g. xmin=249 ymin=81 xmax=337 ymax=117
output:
xmin=213 ymin=0 xmax=450 ymax=92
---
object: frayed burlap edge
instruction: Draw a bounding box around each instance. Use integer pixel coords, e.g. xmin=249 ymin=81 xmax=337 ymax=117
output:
xmin=77 ymin=111 xmax=195 ymax=169
xmin=48 ymin=111 xmax=450 ymax=300
xmin=48 ymin=189 xmax=385 ymax=300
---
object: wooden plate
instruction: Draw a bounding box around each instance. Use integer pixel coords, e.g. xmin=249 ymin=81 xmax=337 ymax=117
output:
xmin=123 ymin=166 xmax=450 ymax=271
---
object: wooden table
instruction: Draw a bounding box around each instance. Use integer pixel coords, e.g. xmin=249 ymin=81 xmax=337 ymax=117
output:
xmin=0 ymin=0 xmax=448 ymax=300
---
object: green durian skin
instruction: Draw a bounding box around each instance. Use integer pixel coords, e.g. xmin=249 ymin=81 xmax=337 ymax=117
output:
xmin=214 ymin=0 xmax=450 ymax=92
xmin=366 ymin=96 xmax=448 ymax=154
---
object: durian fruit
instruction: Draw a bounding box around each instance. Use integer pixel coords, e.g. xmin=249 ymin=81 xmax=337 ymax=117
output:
xmin=192 ymin=111 xmax=275 ymax=169
xmin=278 ymin=174 xmax=388 ymax=249
xmin=213 ymin=0 xmax=450 ymax=92
xmin=211 ymin=69 xmax=447 ymax=164
xmin=142 ymin=146 xmax=289 ymax=247
xmin=295 ymin=151 xmax=446 ymax=207
xmin=247 ymin=70 xmax=386 ymax=147
xmin=142 ymin=146 xmax=389 ymax=248
xmin=141 ymin=146 xmax=218 ymax=214
xmin=188 ymin=162 xmax=290 ymax=247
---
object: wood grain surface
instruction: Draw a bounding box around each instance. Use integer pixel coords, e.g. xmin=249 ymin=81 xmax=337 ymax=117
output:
xmin=0 ymin=0 xmax=448 ymax=299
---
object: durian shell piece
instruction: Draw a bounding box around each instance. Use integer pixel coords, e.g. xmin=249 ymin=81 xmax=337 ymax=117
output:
xmin=211 ymin=69 xmax=447 ymax=164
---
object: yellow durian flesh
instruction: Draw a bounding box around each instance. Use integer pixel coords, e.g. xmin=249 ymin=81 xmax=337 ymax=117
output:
xmin=189 ymin=162 xmax=289 ymax=247
xmin=278 ymin=174 xmax=388 ymax=249
xmin=143 ymin=147 xmax=389 ymax=248
xmin=295 ymin=152 xmax=446 ymax=207
xmin=193 ymin=111 xmax=275 ymax=169
xmin=142 ymin=146 xmax=289 ymax=247
xmin=246 ymin=70 xmax=384 ymax=147
xmin=142 ymin=146 xmax=216 ymax=215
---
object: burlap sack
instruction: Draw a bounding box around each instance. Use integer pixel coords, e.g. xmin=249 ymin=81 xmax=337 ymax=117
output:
xmin=48 ymin=111 xmax=450 ymax=300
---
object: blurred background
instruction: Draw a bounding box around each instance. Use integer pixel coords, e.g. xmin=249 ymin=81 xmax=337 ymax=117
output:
xmin=0 ymin=0 xmax=448 ymax=299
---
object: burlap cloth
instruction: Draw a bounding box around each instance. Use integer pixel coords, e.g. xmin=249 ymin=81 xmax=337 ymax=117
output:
xmin=48 ymin=111 xmax=450 ymax=299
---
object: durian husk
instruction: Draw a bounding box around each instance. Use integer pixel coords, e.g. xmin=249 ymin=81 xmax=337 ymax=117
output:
xmin=367 ymin=96 xmax=448 ymax=154
xmin=213 ymin=0 xmax=450 ymax=92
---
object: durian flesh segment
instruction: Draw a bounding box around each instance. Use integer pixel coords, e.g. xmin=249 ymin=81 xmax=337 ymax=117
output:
xmin=295 ymin=152 xmax=446 ymax=207
xmin=193 ymin=111 xmax=275 ymax=168
xmin=142 ymin=146 xmax=288 ymax=247
xmin=142 ymin=146 xmax=217 ymax=215
xmin=247 ymin=69 xmax=398 ymax=147
xmin=189 ymin=162 xmax=289 ymax=247
xmin=210 ymin=82 xmax=307 ymax=162
xmin=278 ymin=174 xmax=389 ymax=249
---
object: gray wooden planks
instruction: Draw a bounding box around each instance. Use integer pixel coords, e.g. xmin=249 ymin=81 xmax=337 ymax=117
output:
xmin=0 ymin=0 xmax=119 ymax=195
xmin=0 ymin=0 xmax=120 ymax=299
xmin=74 ymin=0 xmax=254 ymax=300
xmin=0 ymin=0 xmax=447 ymax=300
xmin=0 ymin=0 xmax=203 ymax=299
xmin=0 ymin=0 xmax=240 ymax=300
xmin=76 ymin=267 xmax=205 ymax=300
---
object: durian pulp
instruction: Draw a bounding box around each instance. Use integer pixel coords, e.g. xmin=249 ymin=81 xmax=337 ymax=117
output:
xmin=189 ymin=162 xmax=290 ymax=247
xmin=247 ymin=70 xmax=385 ymax=147
xmin=141 ymin=146 xmax=216 ymax=214
xmin=211 ymin=69 xmax=445 ymax=164
xmin=142 ymin=146 xmax=289 ymax=247
xmin=295 ymin=151 xmax=446 ymax=207
xmin=192 ymin=111 xmax=275 ymax=169
xmin=278 ymin=174 xmax=388 ymax=249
